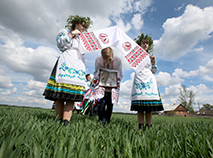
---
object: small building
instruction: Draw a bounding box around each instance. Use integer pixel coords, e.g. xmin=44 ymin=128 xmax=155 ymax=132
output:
xmin=197 ymin=109 xmax=213 ymax=116
xmin=164 ymin=104 xmax=189 ymax=116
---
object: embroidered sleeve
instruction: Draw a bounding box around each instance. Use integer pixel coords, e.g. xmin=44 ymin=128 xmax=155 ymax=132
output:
xmin=117 ymin=57 xmax=123 ymax=80
xmin=151 ymin=64 xmax=158 ymax=74
xmin=116 ymin=78 xmax=121 ymax=90
xmin=92 ymin=57 xmax=101 ymax=87
xmin=56 ymin=29 xmax=74 ymax=52
xmin=116 ymin=57 xmax=123 ymax=90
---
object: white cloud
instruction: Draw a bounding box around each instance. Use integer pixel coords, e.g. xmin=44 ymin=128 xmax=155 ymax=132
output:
xmin=131 ymin=0 xmax=152 ymax=30
xmin=189 ymin=84 xmax=213 ymax=95
xmin=161 ymin=84 xmax=181 ymax=105
xmin=0 ymin=75 xmax=14 ymax=88
xmin=115 ymin=73 xmax=135 ymax=113
xmin=16 ymin=96 xmax=52 ymax=108
xmin=120 ymin=79 xmax=133 ymax=99
xmin=188 ymin=84 xmax=213 ymax=108
xmin=193 ymin=46 xmax=204 ymax=52
xmin=131 ymin=14 xmax=144 ymax=30
xmin=174 ymin=58 xmax=213 ymax=79
xmin=89 ymin=17 xmax=111 ymax=31
xmin=203 ymin=75 xmax=213 ymax=82
xmin=163 ymin=84 xmax=180 ymax=97
xmin=172 ymin=68 xmax=191 ymax=78
xmin=24 ymin=80 xmax=46 ymax=90
xmin=1 ymin=87 xmax=17 ymax=95
xmin=0 ymin=27 xmax=59 ymax=82
xmin=155 ymin=71 xmax=183 ymax=86
xmin=114 ymin=101 xmax=133 ymax=113
xmin=175 ymin=3 xmax=185 ymax=11
xmin=0 ymin=0 xmax=139 ymax=46
xmin=22 ymin=90 xmax=36 ymax=96
xmin=22 ymin=80 xmax=47 ymax=98
xmin=115 ymin=19 xmax=132 ymax=32
xmin=154 ymin=4 xmax=213 ymax=60
xmin=134 ymin=0 xmax=153 ymax=13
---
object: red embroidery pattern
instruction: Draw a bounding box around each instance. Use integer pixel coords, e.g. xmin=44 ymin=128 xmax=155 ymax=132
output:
xmin=103 ymin=61 xmax=113 ymax=69
xmin=112 ymin=90 xmax=119 ymax=102
xmin=99 ymin=33 xmax=109 ymax=44
xmin=122 ymin=41 xmax=131 ymax=51
xmin=90 ymin=87 xmax=105 ymax=98
xmin=125 ymin=46 xmax=148 ymax=67
xmin=80 ymin=32 xmax=102 ymax=51
xmin=92 ymin=77 xmax=99 ymax=87
xmin=117 ymin=78 xmax=121 ymax=89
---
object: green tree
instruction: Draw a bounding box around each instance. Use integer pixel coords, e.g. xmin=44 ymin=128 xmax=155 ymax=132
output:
xmin=178 ymin=85 xmax=195 ymax=113
xmin=201 ymin=103 xmax=213 ymax=110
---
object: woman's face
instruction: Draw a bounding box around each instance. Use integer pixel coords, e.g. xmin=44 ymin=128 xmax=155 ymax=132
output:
xmin=75 ymin=22 xmax=87 ymax=33
xmin=140 ymin=39 xmax=149 ymax=51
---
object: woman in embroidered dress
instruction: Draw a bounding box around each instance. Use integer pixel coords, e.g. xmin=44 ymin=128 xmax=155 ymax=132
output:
xmin=43 ymin=15 xmax=92 ymax=126
xmin=130 ymin=33 xmax=163 ymax=130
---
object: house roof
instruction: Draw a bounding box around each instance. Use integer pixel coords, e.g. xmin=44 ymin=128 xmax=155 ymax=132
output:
xmin=164 ymin=104 xmax=181 ymax=111
xmin=197 ymin=109 xmax=213 ymax=116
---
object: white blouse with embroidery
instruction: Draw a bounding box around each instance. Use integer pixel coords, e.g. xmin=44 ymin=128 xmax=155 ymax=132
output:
xmin=131 ymin=56 xmax=160 ymax=101
xmin=93 ymin=56 xmax=123 ymax=90
xmin=89 ymin=55 xmax=123 ymax=104
xmin=55 ymin=29 xmax=87 ymax=88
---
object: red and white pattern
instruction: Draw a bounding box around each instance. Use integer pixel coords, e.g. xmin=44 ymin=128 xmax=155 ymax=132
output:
xmin=99 ymin=33 xmax=109 ymax=44
xmin=125 ymin=46 xmax=149 ymax=68
xmin=122 ymin=41 xmax=131 ymax=51
xmin=80 ymin=26 xmax=150 ymax=72
xmin=74 ymin=102 xmax=82 ymax=110
xmin=112 ymin=89 xmax=119 ymax=104
xmin=89 ymin=87 xmax=105 ymax=101
xmin=103 ymin=61 xmax=113 ymax=69
xmin=116 ymin=78 xmax=121 ymax=90
xmin=80 ymin=32 xmax=102 ymax=52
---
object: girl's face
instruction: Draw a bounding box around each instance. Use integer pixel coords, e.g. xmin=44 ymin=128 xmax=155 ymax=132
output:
xmin=102 ymin=52 xmax=113 ymax=64
xmin=75 ymin=22 xmax=87 ymax=33
xmin=140 ymin=39 xmax=149 ymax=51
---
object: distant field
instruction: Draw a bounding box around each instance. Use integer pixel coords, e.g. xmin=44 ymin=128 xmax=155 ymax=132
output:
xmin=0 ymin=105 xmax=213 ymax=158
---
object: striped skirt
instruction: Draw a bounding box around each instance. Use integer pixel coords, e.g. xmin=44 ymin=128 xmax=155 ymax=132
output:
xmin=130 ymin=99 xmax=163 ymax=112
xmin=43 ymin=61 xmax=85 ymax=102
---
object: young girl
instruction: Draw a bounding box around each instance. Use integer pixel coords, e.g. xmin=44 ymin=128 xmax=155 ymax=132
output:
xmin=130 ymin=33 xmax=163 ymax=130
xmin=43 ymin=15 xmax=92 ymax=126
xmin=93 ymin=47 xmax=123 ymax=126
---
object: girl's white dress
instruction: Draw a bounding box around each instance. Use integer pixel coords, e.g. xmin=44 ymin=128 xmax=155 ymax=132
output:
xmin=130 ymin=56 xmax=163 ymax=112
xmin=43 ymin=29 xmax=87 ymax=101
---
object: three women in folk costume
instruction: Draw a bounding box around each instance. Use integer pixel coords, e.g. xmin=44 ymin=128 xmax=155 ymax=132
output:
xmin=43 ymin=15 xmax=163 ymax=128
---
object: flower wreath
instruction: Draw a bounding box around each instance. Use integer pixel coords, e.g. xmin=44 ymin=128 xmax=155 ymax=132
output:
xmin=65 ymin=15 xmax=93 ymax=31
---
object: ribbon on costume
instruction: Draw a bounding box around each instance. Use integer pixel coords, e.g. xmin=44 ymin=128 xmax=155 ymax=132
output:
xmin=79 ymin=89 xmax=91 ymax=107
xmin=79 ymin=25 xmax=150 ymax=73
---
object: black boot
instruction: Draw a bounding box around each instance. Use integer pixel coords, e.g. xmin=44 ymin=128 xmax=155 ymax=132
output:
xmin=146 ymin=124 xmax=152 ymax=130
xmin=63 ymin=119 xmax=69 ymax=126
xmin=138 ymin=123 xmax=144 ymax=130
xmin=57 ymin=118 xmax=63 ymax=124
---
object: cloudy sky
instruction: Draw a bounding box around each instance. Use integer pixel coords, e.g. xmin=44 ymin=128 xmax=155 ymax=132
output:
xmin=0 ymin=0 xmax=213 ymax=113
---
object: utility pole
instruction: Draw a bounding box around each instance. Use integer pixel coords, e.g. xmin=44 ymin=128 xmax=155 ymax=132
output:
xmin=198 ymin=101 xmax=200 ymax=111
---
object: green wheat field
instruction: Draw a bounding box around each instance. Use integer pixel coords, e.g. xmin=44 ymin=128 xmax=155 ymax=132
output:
xmin=0 ymin=105 xmax=212 ymax=158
